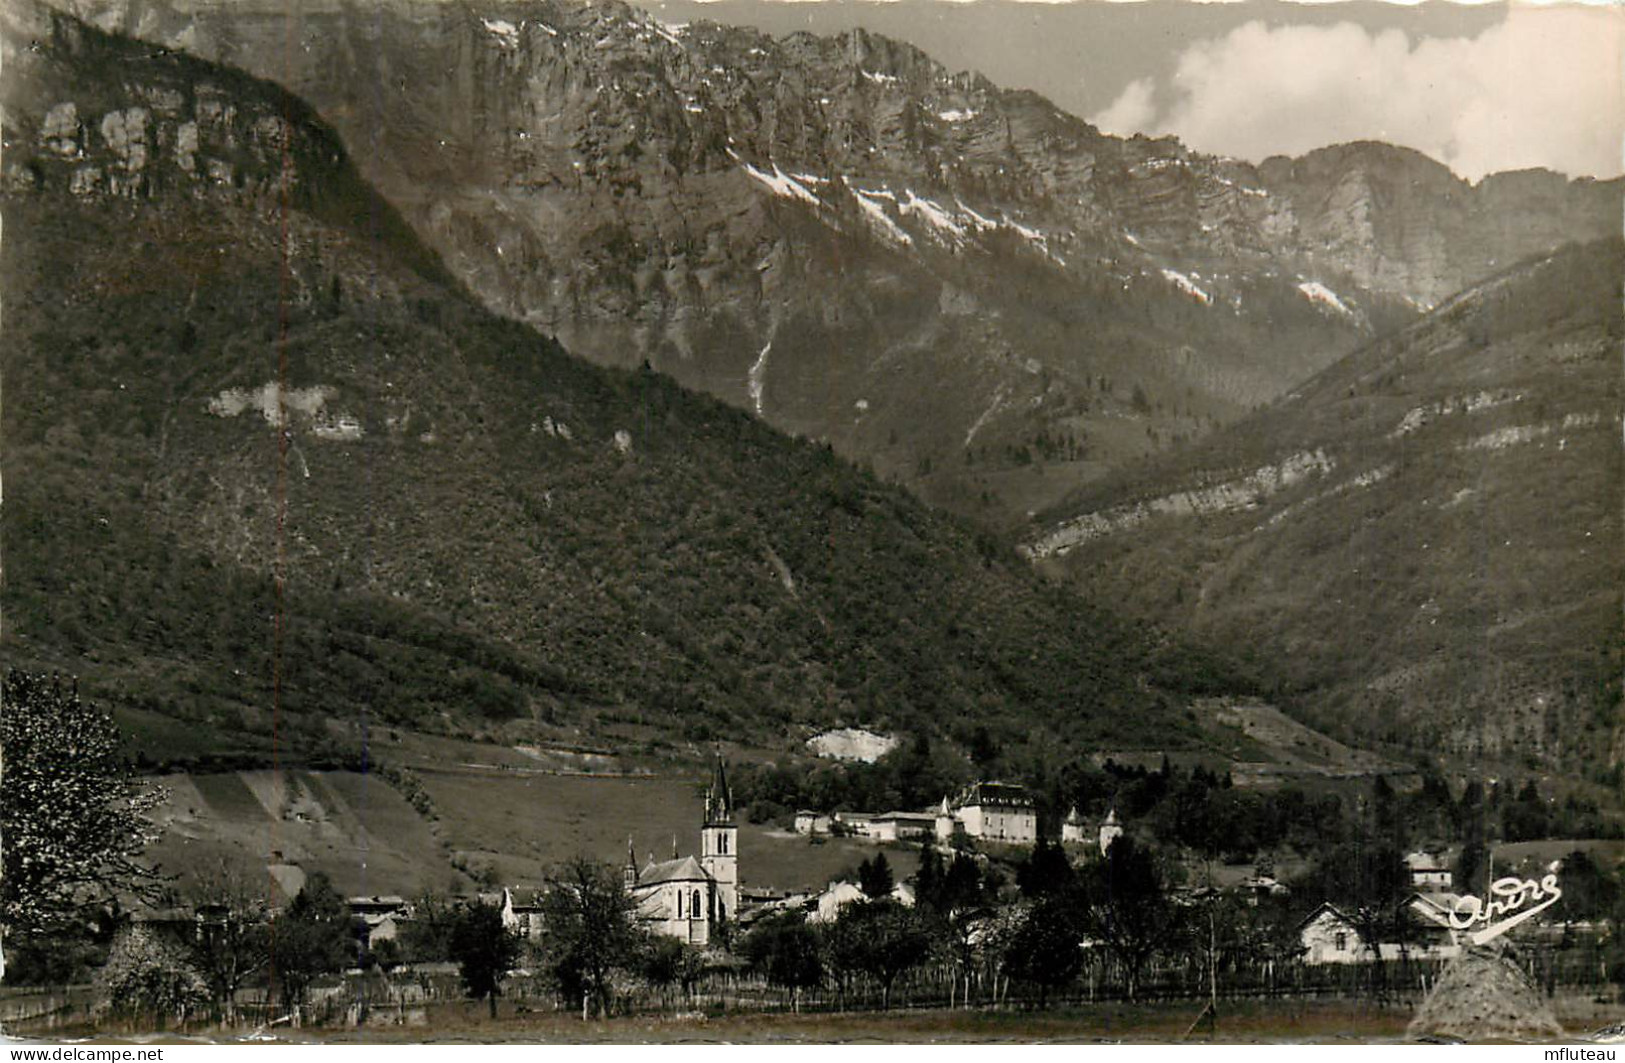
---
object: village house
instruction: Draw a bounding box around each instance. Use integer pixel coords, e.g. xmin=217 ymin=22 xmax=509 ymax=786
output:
xmin=500 ymin=887 xmax=547 ymax=942
xmin=807 ymin=879 xmax=916 ymax=923
xmin=1297 ymin=901 xmax=1462 ymax=965
xmin=625 ymin=758 xmax=738 ymax=947
xmin=834 ymin=811 xmax=878 ymax=838
xmin=871 ymin=811 xmax=938 ymax=842
xmin=1405 ymin=850 xmax=1453 ymax=891
xmin=793 ymin=810 xmax=832 ymax=836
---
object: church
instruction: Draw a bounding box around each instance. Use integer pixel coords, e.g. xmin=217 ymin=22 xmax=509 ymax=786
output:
xmin=623 ymin=757 xmax=738 ymax=946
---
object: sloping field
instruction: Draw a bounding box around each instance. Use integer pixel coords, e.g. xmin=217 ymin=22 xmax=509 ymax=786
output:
xmin=415 ymin=768 xmax=917 ymax=894
xmin=142 ymin=765 xmax=917 ymax=903
xmin=145 ymin=770 xmax=459 ymax=899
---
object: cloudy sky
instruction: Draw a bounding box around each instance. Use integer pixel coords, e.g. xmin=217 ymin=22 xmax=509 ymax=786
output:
xmin=629 ymin=0 xmax=1624 ymax=181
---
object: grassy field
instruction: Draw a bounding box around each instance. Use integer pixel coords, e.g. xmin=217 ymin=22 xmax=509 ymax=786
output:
xmin=146 ymin=769 xmax=460 ymax=899
xmin=142 ymin=759 xmax=919 ymax=901
xmin=411 ymin=767 xmax=918 ymax=893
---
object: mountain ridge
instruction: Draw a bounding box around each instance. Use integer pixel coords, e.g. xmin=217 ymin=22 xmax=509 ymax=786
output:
xmin=37 ymin=0 xmax=1622 ymax=527
xmin=2 ymin=0 xmax=1255 ymax=773
xmin=1027 ymin=237 xmax=1624 ymax=774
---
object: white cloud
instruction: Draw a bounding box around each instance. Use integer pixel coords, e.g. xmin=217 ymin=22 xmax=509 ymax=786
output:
xmin=1089 ymin=6 xmax=1625 ymax=180
xmin=1093 ymin=76 xmax=1157 ymax=132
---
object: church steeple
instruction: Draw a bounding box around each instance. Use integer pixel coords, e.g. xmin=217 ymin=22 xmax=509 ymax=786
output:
xmin=704 ymin=754 xmax=734 ymax=826
xmin=700 ymin=754 xmax=738 ymax=921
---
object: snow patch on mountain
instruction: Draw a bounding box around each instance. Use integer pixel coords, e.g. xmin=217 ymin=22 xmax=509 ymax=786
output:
xmin=956 ymin=198 xmax=997 ymax=232
xmin=742 ymin=163 xmax=821 ymax=207
xmin=1161 ymin=268 xmax=1212 ymax=306
xmin=964 ymin=384 xmax=1010 ymax=448
xmin=849 ymin=185 xmax=913 ymax=246
xmin=481 ymin=18 xmax=519 ymax=48
xmin=900 ymin=190 xmax=965 ymax=240
xmin=1297 ymin=281 xmax=1354 ymax=317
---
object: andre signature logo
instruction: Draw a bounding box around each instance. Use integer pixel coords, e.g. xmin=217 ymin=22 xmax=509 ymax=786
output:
xmin=1448 ymin=874 xmax=1563 ymax=945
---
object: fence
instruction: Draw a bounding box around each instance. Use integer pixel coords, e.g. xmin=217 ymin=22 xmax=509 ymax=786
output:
xmin=3 ymin=945 xmax=1617 ymax=1034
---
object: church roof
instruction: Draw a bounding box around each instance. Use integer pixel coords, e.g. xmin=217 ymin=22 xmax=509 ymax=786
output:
xmin=705 ymin=755 xmax=735 ymax=825
xmin=637 ymin=855 xmax=713 ymax=887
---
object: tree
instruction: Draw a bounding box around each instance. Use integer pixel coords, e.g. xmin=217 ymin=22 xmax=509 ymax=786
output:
xmin=1003 ymin=897 xmax=1085 ymax=1007
xmin=186 ymin=863 xmax=270 ymax=1024
xmin=1081 ymin=834 xmax=1180 ymax=1001
xmin=858 ymin=853 xmax=895 ymax=899
xmin=270 ymin=872 xmax=354 ymax=1008
xmin=1016 ymin=838 xmax=1074 ymax=899
xmin=742 ymin=912 xmax=824 ymax=1011
xmin=449 ymin=899 xmax=522 ymax=1018
xmin=640 ymin=936 xmax=707 ymax=1009
xmin=96 ymin=923 xmax=208 ymax=1029
xmin=399 ymin=890 xmax=457 ymax=963
xmin=833 ymin=899 xmax=933 ymax=1010
xmin=540 ymin=857 xmax=647 ymax=1018
xmin=1 ymin=670 xmax=166 ymax=978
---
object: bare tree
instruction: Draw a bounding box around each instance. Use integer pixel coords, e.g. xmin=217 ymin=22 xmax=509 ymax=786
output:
xmin=186 ymin=862 xmax=271 ymax=1024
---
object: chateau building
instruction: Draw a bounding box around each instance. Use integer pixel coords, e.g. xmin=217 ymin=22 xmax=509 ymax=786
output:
xmin=936 ymin=782 xmax=1038 ymax=844
xmin=625 ymin=758 xmax=738 ymax=946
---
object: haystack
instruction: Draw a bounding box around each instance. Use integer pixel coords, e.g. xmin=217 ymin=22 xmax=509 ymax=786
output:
xmin=1408 ymin=944 xmax=1563 ymax=1042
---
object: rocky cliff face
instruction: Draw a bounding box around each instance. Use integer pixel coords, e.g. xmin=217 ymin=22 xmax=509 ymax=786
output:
xmin=43 ymin=0 xmax=1623 ymax=527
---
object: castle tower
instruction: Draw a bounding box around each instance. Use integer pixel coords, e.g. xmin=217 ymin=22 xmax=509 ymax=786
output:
xmin=1061 ymin=805 xmax=1087 ymax=846
xmin=1099 ymin=808 xmax=1124 ymax=855
xmin=700 ymin=755 xmax=738 ymax=922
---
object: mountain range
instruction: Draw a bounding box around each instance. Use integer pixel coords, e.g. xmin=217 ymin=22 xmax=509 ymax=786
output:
xmin=4 ymin=0 xmax=1619 ymax=783
xmin=40 ymin=0 xmax=1624 ymax=528
xmin=1 ymin=0 xmax=1251 ymax=773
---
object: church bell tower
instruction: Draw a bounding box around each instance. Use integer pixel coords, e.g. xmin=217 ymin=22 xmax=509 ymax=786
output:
xmin=700 ymin=755 xmax=738 ymax=922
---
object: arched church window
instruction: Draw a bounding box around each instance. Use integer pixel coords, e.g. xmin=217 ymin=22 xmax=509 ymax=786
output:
xmin=677 ymin=890 xmax=684 ymax=918
xmin=693 ymin=889 xmax=702 ymax=917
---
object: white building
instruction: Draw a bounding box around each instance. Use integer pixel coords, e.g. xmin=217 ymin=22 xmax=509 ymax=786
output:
xmin=936 ymin=782 xmax=1038 ymax=844
xmin=625 ymin=758 xmax=738 ymax=946
xmin=500 ymin=887 xmax=547 ymax=941
xmin=1405 ymin=851 xmax=1453 ymax=891
xmin=872 ymin=811 xmax=937 ymax=842
xmin=793 ymin=810 xmax=832 ymax=836
xmin=1061 ymin=806 xmax=1089 ymax=846
xmin=808 ymin=879 xmax=916 ymax=923
xmin=1297 ymin=901 xmax=1461 ymax=966
xmin=1099 ymin=809 xmax=1124 ymax=854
